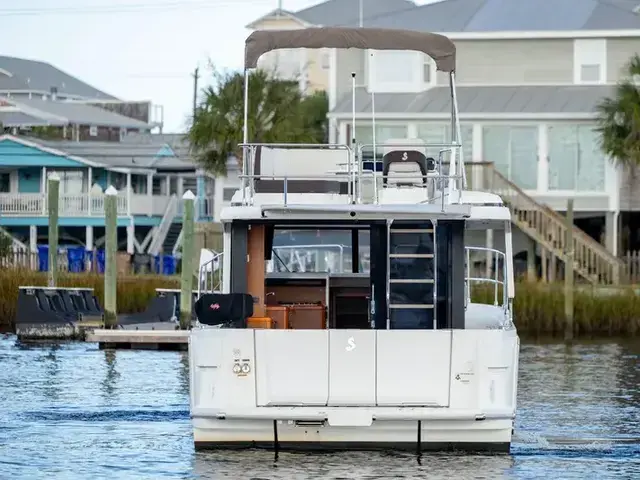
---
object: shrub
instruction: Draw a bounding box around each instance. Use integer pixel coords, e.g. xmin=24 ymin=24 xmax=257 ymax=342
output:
xmin=472 ymin=281 xmax=640 ymax=337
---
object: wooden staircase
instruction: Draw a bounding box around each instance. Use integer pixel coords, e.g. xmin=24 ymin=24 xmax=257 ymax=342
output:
xmin=468 ymin=163 xmax=623 ymax=285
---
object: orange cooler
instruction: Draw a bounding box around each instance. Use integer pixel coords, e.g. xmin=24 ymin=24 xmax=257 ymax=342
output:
xmin=246 ymin=317 xmax=274 ymax=329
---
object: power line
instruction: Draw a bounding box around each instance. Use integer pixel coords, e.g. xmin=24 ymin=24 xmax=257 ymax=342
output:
xmin=0 ymin=0 xmax=271 ymax=17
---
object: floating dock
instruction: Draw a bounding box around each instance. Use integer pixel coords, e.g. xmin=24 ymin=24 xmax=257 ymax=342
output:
xmin=87 ymin=327 xmax=189 ymax=351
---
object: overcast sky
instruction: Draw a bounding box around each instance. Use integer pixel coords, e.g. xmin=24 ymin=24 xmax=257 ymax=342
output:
xmin=0 ymin=0 xmax=435 ymax=132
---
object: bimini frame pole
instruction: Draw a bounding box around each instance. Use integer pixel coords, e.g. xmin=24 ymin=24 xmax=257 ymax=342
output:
xmin=350 ymin=72 xmax=357 ymax=203
xmin=449 ymin=71 xmax=466 ymax=191
xmin=242 ymin=70 xmax=250 ymax=205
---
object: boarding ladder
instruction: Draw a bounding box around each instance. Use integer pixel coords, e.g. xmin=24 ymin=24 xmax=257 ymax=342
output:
xmin=387 ymin=221 xmax=436 ymax=329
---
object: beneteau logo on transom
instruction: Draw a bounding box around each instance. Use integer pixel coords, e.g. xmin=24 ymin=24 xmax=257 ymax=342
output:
xmin=346 ymin=337 xmax=356 ymax=351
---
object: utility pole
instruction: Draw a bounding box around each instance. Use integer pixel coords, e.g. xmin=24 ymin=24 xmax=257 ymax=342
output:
xmin=192 ymin=66 xmax=199 ymax=121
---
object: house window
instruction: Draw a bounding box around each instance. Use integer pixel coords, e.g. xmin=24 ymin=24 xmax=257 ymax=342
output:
xmin=0 ymin=173 xmax=10 ymax=193
xmin=49 ymin=169 xmax=86 ymax=194
xmin=368 ymin=50 xmax=421 ymax=93
xmin=482 ymin=126 xmax=538 ymax=190
xmin=130 ymin=174 xmax=147 ymax=194
xmin=422 ymin=55 xmax=435 ymax=85
xmin=152 ymin=176 xmax=166 ymax=195
xmin=417 ymin=123 xmax=473 ymax=164
xmin=574 ymin=39 xmax=606 ymax=84
xmin=548 ymin=125 xmax=604 ymax=192
xmin=321 ymin=49 xmax=330 ymax=69
xmin=354 ymin=124 xmax=408 ymax=158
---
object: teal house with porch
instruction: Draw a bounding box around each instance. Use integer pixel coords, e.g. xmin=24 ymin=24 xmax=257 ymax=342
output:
xmin=0 ymin=134 xmax=215 ymax=255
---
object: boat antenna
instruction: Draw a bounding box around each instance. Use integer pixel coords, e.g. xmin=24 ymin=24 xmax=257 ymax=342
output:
xmin=351 ymin=72 xmax=357 ymax=149
xmin=370 ymin=53 xmax=376 ymax=171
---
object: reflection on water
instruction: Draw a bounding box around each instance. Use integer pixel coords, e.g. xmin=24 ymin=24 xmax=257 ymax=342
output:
xmin=0 ymin=338 xmax=638 ymax=479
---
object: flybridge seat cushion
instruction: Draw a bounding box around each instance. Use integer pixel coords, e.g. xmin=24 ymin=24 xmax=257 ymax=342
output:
xmin=252 ymin=145 xmax=351 ymax=194
xmin=383 ymin=150 xmax=434 ymax=187
xmin=195 ymin=293 xmax=254 ymax=327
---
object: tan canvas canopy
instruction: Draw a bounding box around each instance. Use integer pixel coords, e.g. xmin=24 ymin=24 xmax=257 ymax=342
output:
xmin=244 ymin=27 xmax=456 ymax=73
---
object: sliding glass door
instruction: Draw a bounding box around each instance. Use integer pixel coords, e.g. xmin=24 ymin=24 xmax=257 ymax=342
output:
xmin=482 ymin=126 xmax=538 ymax=190
xmin=548 ymin=125 xmax=605 ymax=191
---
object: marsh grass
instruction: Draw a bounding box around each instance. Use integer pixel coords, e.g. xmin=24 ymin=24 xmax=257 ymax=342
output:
xmin=1 ymin=269 xmax=638 ymax=337
xmin=472 ymin=281 xmax=640 ymax=337
xmin=0 ymin=269 xmax=178 ymax=329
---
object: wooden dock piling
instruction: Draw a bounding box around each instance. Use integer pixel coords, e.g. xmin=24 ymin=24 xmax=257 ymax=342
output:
xmin=564 ymin=199 xmax=574 ymax=343
xmin=47 ymin=172 xmax=60 ymax=288
xmin=180 ymin=191 xmax=196 ymax=330
xmin=104 ymin=186 xmax=118 ymax=329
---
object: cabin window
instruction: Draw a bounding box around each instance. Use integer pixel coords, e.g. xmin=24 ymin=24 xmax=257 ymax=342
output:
xmin=268 ymin=229 xmax=354 ymax=273
xmin=548 ymin=124 xmax=605 ymax=192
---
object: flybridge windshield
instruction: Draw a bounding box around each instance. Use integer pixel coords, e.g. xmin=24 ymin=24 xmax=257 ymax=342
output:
xmin=267 ymin=229 xmax=370 ymax=274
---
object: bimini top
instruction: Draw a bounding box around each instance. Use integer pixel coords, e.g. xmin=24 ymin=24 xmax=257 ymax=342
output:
xmin=244 ymin=27 xmax=456 ymax=73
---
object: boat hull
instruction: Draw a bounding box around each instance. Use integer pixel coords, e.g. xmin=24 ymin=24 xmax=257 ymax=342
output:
xmin=192 ymin=417 xmax=513 ymax=452
xmin=189 ymin=327 xmax=519 ymax=454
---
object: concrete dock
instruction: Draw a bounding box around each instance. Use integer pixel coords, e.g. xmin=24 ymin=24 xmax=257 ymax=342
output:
xmin=87 ymin=327 xmax=189 ymax=351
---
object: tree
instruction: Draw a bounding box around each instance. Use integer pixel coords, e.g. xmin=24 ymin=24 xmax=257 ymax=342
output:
xmin=596 ymin=54 xmax=640 ymax=168
xmin=596 ymin=55 xmax=640 ymax=251
xmin=188 ymin=67 xmax=328 ymax=175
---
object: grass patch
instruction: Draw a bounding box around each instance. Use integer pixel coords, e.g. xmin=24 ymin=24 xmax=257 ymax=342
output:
xmin=0 ymin=269 xmax=178 ymax=329
xmin=472 ymin=281 xmax=640 ymax=338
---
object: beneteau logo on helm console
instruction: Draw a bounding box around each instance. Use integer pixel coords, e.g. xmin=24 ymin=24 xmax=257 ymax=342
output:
xmin=401 ymin=152 xmax=408 ymax=161
xmin=210 ymin=303 xmax=220 ymax=310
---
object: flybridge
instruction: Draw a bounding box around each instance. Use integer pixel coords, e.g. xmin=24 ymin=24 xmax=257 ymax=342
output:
xmin=233 ymin=138 xmax=466 ymax=210
xmin=235 ymin=26 xmax=466 ymax=210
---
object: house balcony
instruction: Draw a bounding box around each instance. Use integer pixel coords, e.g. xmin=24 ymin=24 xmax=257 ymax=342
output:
xmin=0 ymin=192 xmax=214 ymax=218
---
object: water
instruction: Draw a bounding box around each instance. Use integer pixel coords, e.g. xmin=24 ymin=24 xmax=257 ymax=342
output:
xmin=0 ymin=337 xmax=638 ymax=480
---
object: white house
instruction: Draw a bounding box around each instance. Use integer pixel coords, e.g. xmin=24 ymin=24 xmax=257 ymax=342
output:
xmin=323 ymin=0 xmax=640 ymax=264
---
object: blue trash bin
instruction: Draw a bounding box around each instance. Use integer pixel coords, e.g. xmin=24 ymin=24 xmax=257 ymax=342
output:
xmin=96 ymin=249 xmax=106 ymax=273
xmin=67 ymin=247 xmax=85 ymax=273
xmin=163 ymin=255 xmax=176 ymax=275
xmin=37 ymin=245 xmax=48 ymax=272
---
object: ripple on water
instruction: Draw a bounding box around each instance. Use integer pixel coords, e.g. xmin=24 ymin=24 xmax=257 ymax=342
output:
xmin=0 ymin=336 xmax=639 ymax=479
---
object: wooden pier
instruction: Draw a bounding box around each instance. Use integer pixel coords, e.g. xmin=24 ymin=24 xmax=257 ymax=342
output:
xmin=87 ymin=328 xmax=189 ymax=351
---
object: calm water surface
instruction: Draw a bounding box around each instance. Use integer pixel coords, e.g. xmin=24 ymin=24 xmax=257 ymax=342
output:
xmin=0 ymin=336 xmax=638 ymax=480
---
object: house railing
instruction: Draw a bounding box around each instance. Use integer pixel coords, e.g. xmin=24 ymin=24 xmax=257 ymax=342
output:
xmin=0 ymin=192 xmax=215 ymax=218
xmin=466 ymin=162 xmax=623 ymax=285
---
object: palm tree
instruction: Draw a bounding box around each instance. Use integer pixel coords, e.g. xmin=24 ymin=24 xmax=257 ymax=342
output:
xmin=596 ymin=54 xmax=640 ymax=168
xmin=188 ymin=67 xmax=328 ymax=175
xmin=596 ymin=54 xmax=640 ymax=251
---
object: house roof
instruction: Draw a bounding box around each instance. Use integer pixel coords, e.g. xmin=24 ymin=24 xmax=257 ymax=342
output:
xmin=34 ymin=138 xmax=196 ymax=171
xmin=0 ymin=55 xmax=117 ymax=99
xmin=344 ymin=0 xmax=640 ymax=32
xmin=0 ymin=134 xmax=103 ymax=167
xmin=295 ymin=0 xmax=416 ymax=26
xmin=329 ymin=85 xmax=614 ymax=117
xmin=1 ymin=97 xmax=151 ymax=129
xmin=247 ymin=1 xmax=416 ymax=29
xmin=0 ymin=111 xmax=64 ymax=127
xmin=245 ymin=9 xmax=310 ymax=28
